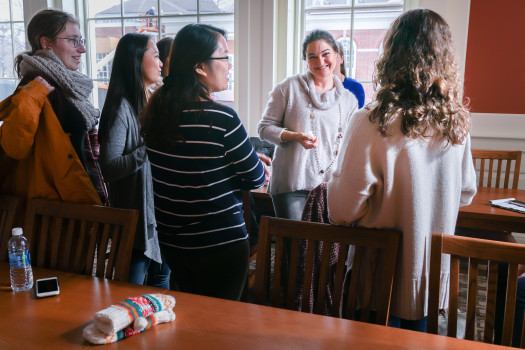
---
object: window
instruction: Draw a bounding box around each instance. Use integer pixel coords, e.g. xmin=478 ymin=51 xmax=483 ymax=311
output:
xmin=95 ymin=53 xmax=112 ymax=80
xmin=337 ymin=36 xmax=356 ymax=79
xmin=304 ymin=0 xmax=404 ymax=104
xmin=0 ymin=0 xmax=24 ymax=101
xmin=85 ymin=0 xmax=235 ymax=110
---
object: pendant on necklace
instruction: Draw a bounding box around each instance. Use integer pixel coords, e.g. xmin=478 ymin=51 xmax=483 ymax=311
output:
xmin=319 ymin=170 xmax=325 ymax=174
xmin=335 ymin=150 xmax=338 ymax=156
xmin=310 ymin=113 xmax=315 ymax=119
xmin=337 ymin=134 xmax=343 ymax=139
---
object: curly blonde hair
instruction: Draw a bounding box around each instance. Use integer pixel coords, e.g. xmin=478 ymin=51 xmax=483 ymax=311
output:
xmin=368 ymin=9 xmax=470 ymax=145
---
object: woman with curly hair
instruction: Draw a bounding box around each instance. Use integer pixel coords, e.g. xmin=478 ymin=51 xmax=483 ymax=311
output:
xmin=327 ymin=9 xmax=477 ymax=331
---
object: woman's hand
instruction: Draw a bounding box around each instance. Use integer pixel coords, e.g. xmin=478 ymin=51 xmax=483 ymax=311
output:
xmin=257 ymin=153 xmax=272 ymax=182
xmin=281 ymin=130 xmax=318 ymax=149
xmin=33 ymin=76 xmax=55 ymax=94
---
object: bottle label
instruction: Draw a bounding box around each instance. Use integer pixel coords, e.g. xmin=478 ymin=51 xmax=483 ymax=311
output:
xmin=8 ymin=251 xmax=31 ymax=268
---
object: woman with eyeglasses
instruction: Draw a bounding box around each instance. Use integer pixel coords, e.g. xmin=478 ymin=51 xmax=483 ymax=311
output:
xmin=0 ymin=9 xmax=102 ymax=210
xmin=257 ymin=29 xmax=358 ymax=220
xmin=140 ymin=24 xmax=266 ymax=300
xmin=99 ymin=33 xmax=170 ymax=289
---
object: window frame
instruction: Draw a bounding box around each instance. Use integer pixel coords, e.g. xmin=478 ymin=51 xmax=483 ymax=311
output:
xmin=301 ymin=0 xmax=406 ymax=85
xmin=0 ymin=0 xmax=25 ymax=101
xmin=81 ymin=0 xmax=235 ymax=110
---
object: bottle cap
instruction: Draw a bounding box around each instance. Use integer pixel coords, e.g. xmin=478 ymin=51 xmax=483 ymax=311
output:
xmin=12 ymin=227 xmax=23 ymax=236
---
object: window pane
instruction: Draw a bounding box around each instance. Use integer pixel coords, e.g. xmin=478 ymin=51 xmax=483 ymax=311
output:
xmin=160 ymin=0 xmax=197 ymax=15
xmin=353 ymin=7 xmax=401 ymax=83
xmin=13 ymin=22 xmax=25 ymax=56
xmin=0 ymin=0 xmax=9 ymax=21
xmin=0 ymin=24 xmax=14 ymax=78
xmin=305 ymin=9 xmax=351 ymax=33
xmin=124 ymin=17 xmax=158 ymax=39
xmin=305 ymin=0 xmax=353 ymax=9
xmin=159 ymin=16 xmax=197 ymax=38
xmin=94 ymin=79 xmax=109 ymax=111
xmin=0 ymin=79 xmax=16 ymax=101
xmin=200 ymin=0 xmax=234 ymax=14
xmin=88 ymin=20 xmax=122 ymax=110
xmin=201 ymin=15 xmax=234 ymax=108
xmin=124 ymin=1 xmax=158 ymax=17
xmin=304 ymin=4 xmax=402 ymax=105
xmin=86 ymin=0 xmax=236 ymax=108
xmin=11 ymin=0 xmax=23 ymax=21
xmin=355 ymin=0 xmax=404 ymax=7
xmin=89 ymin=1 xmax=122 ymax=18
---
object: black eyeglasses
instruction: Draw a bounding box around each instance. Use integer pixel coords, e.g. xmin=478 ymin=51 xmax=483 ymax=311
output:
xmin=55 ymin=37 xmax=85 ymax=48
xmin=208 ymin=56 xmax=231 ymax=64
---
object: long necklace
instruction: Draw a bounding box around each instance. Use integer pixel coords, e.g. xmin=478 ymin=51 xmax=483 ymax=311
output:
xmin=308 ymin=102 xmax=343 ymax=175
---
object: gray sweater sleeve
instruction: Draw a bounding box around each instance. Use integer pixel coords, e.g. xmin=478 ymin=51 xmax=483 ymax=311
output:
xmin=99 ymin=101 xmax=148 ymax=183
xmin=257 ymin=81 xmax=288 ymax=146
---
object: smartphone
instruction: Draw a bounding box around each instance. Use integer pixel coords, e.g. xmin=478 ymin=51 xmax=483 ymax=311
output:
xmin=35 ymin=277 xmax=60 ymax=298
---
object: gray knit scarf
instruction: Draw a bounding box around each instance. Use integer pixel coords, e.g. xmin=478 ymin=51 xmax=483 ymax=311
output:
xmin=18 ymin=49 xmax=99 ymax=130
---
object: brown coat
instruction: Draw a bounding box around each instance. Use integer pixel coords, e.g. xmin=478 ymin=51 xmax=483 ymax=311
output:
xmin=0 ymin=80 xmax=100 ymax=205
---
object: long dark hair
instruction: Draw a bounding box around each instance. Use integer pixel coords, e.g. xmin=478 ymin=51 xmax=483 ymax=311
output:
xmin=368 ymin=9 xmax=470 ymax=145
xmin=141 ymin=24 xmax=226 ymax=150
xmin=99 ymin=33 xmax=150 ymax=141
xmin=15 ymin=9 xmax=78 ymax=78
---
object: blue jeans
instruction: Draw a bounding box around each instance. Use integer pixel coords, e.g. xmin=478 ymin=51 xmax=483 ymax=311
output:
xmin=128 ymin=248 xmax=171 ymax=289
xmin=388 ymin=315 xmax=427 ymax=332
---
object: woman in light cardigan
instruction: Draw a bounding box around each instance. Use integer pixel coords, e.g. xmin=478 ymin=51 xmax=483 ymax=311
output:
xmin=327 ymin=9 xmax=477 ymax=332
xmin=99 ymin=33 xmax=170 ymax=288
xmin=258 ymin=29 xmax=358 ymax=220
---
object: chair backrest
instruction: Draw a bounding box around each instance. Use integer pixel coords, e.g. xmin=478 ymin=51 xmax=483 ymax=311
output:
xmin=249 ymin=136 xmax=276 ymax=159
xmin=0 ymin=195 xmax=22 ymax=262
xmin=471 ymin=149 xmax=522 ymax=189
xmin=253 ymin=216 xmax=401 ymax=326
xmin=428 ymin=233 xmax=525 ymax=346
xmin=242 ymin=191 xmax=276 ymax=239
xmin=23 ymin=198 xmax=138 ymax=281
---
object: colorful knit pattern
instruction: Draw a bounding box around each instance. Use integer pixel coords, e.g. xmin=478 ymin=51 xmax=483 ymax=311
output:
xmin=83 ymin=309 xmax=176 ymax=345
xmin=93 ymin=293 xmax=176 ymax=335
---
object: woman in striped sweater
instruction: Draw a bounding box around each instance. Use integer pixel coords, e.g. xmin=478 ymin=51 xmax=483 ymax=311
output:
xmin=140 ymin=24 xmax=267 ymax=301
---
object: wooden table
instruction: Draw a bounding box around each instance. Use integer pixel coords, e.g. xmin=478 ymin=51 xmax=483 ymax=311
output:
xmin=457 ymin=187 xmax=525 ymax=232
xmin=0 ymin=263 xmax=509 ymax=349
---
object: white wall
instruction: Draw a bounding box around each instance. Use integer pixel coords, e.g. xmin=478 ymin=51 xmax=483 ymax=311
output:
xmin=415 ymin=0 xmax=470 ymax=84
xmin=235 ymin=0 xmax=275 ymax=137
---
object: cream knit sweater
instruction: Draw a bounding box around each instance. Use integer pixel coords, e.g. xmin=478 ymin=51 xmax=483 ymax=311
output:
xmin=257 ymin=71 xmax=358 ymax=195
xmin=327 ymin=108 xmax=477 ymax=320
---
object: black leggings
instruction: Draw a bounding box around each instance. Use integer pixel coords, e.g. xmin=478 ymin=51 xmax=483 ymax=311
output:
xmin=162 ymin=239 xmax=250 ymax=301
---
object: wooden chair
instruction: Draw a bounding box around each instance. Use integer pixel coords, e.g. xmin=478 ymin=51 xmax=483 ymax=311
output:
xmin=428 ymin=233 xmax=525 ymax=347
xmin=241 ymin=190 xmax=276 ymax=300
xmin=253 ymin=216 xmax=401 ymax=325
xmin=0 ymin=195 xmax=22 ymax=262
xmin=472 ymin=149 xmax=522 ymax=189
xmin=23 ymin=198 xmax=138 ymax=282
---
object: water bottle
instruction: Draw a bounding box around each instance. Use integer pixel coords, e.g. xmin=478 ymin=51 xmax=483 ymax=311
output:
xmin=8 ymin=227 xmax=33 ymax=292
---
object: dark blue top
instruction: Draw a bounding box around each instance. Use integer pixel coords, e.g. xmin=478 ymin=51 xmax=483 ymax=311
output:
xmin=342 ymin=77 xmax=365 ymax=109
xmin=146 ymin=101 xmax=266 ymax=251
